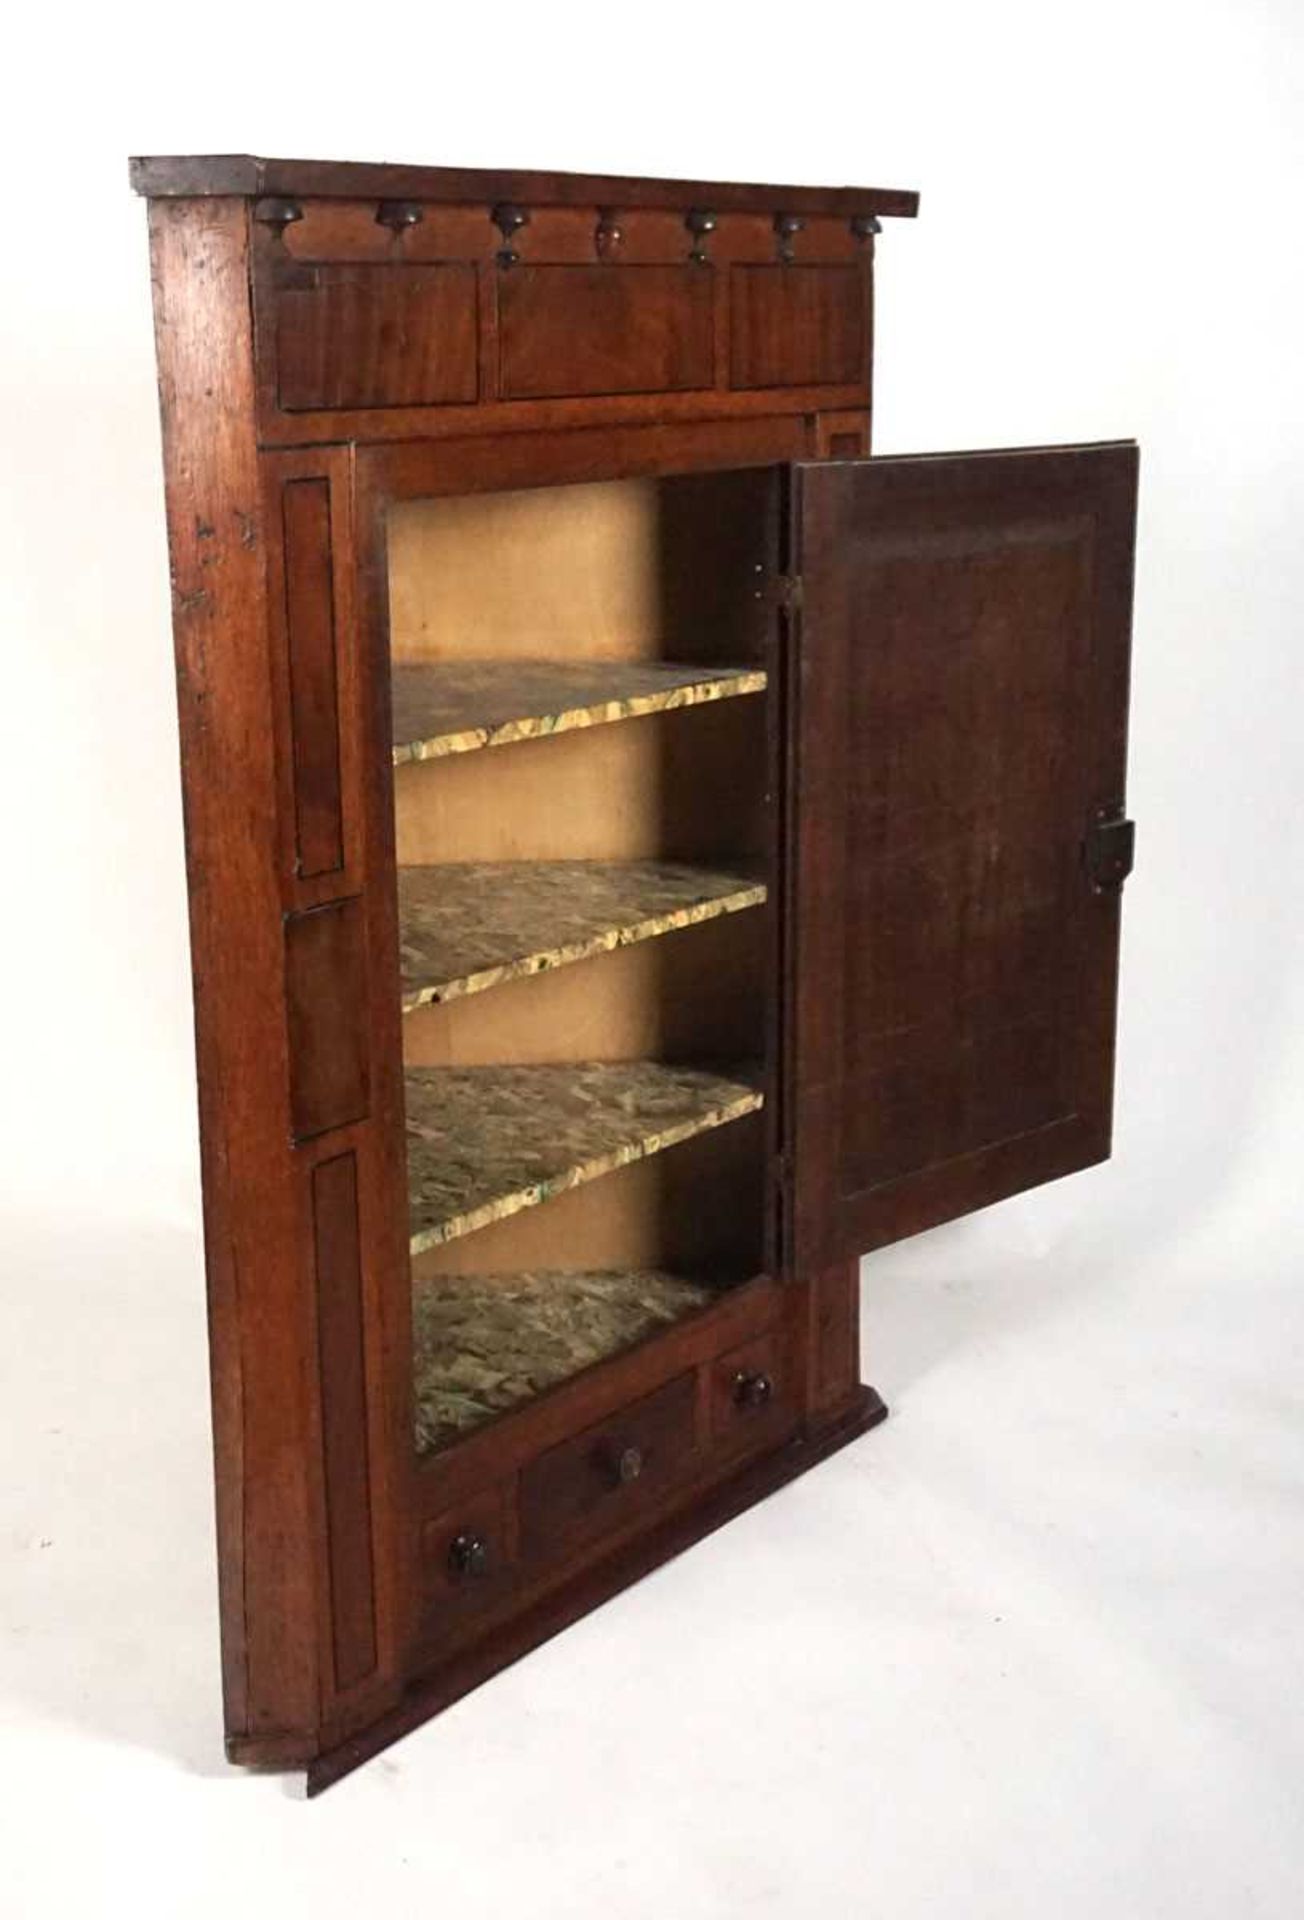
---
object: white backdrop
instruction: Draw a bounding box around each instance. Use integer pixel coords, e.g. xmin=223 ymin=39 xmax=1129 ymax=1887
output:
xmin=2 ymin=4 xmax=1302 ymax=1913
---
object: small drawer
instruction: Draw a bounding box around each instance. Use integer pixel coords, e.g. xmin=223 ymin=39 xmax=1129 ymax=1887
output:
xmin=709 ymin=1329 xmax=793 ymax=1453
xmin=519 ymin=1372 xmax=697 ymax=1561
xmin=419 ymin=1482 xmax=516 ymax=1621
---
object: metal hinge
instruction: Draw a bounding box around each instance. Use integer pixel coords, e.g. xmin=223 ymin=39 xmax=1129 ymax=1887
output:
xmin=1084 ymin=805 xmax=1137 ymax=894
xmin=755 ymin=571 xmax=804 ymax=613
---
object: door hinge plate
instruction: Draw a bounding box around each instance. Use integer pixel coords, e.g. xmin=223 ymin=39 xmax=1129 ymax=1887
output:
xmin=758 ymin=572 xmax=803 ymax=613
xmin=1085 ymin=806 xmax=1136 ymax=893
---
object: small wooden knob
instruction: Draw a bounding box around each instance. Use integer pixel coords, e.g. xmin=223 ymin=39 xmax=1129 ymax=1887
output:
xmin=447 ymin=1530 xmax=490 ymax=1580
xmin=376 ymin=198 xmax=424 ymax=234
xmin=491 ymin=202 xmax=530 ymax=267
xmin=595 ymin=207 xmax=624 ymax=260
xmin=733 ymin=1369 xmax=774 ymax=1410
xmin=685 ymin=208 xmax=717 ymax=266
xmin=773 ymin=213 xmax=805 ymax=264
xmin=253 ymin=196 xmax=303 ymax=239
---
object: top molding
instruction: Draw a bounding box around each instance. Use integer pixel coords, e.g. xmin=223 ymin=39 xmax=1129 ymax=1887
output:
xmin=128 ymin=155 xmax=920 ymax=220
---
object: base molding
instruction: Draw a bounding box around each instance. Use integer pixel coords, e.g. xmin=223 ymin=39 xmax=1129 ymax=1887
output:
xmin=226 ymin=1728 xmax=320 ymax=1768
xmin=306 ymin=1381 xmax=888 ymax=1795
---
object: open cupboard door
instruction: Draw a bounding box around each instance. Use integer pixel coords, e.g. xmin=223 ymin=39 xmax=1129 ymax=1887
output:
xmin=788 ymin=442 xmax=1138 ymax=1271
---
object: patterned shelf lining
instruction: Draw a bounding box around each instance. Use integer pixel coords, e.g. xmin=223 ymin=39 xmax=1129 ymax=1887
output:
xmin=412 ymin=1267 xmax=728 ymax=1455
xmin=398 ymin=858 xmax=767 ymax=1009
xmin=405 ymin=1059 xmax=764 ymax=1254
xmin=390 ymin=658 xmax=767 ymax=763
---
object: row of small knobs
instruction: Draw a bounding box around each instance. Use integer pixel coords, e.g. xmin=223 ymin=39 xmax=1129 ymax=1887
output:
xmin=256 ymin=197 xmax=882 ymax=264
xmin=445 ymin=1371 xmax=774 ymax=1580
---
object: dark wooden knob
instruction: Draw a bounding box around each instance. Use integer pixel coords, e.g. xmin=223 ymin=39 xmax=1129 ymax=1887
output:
xmin=613 ymin=1444 xmax=644 ymax=1485
xmin=253 ymin=196 xmax=303 ymax=238
xmin=447 ymin=1530 xmax=490 ymax=1580
xmin=376 ymin=198 xmax=424 ymax=234
xmin=491 ymin=202 xmax=530 ymax=267
xmin=595 ymin=208 xmax=624 ymax=260
xmin=773 ymin=213 xmax=805 ymax=263
xmin=685 ymin=208 xmax=717 ymax=265
xmin=733 ymin=1369 xmax=774 ymax=1410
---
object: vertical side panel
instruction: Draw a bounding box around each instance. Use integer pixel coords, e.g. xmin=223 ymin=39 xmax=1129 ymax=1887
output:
xmin=146 ymin=198 xmax=321 ymax=1750
xmin=264 ymin=446 xmax=409 ymax=1748
xmin=313 ymin=1153 xmax=379 ymax=1691
xmin=281 ymin=478 xmax=345 ymax=877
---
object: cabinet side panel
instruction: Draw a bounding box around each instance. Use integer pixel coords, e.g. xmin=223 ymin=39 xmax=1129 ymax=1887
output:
xmin=147 ymin=198 xmax=322 ymax=1751
xmin=265 ymin=447 xmax=411 ymax=1750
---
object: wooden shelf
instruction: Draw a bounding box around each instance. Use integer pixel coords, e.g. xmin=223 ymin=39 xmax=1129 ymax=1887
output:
xmin=412 ymin=1267 xmax=722 ymax=1454
xmin=391 ymin=659 xmax=767 ymax=764
xmin=405 ymin=1060 xmax=763 ymax=1253
xmin=398 ymin=859 xmax=767 ymax=1010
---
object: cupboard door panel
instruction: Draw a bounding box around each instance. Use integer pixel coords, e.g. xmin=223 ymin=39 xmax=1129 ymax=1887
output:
xmin=791 ymin=443 xmax=1138 ymax=1266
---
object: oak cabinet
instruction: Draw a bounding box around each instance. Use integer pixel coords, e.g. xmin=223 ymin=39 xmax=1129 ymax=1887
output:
xmin=132 ymin=154 xmax=1137 ymax=1791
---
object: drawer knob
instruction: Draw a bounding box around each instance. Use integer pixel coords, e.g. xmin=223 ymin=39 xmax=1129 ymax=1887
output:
xmin=685 ymin=208 xmax=717 ymax=266
xmin=491 ymin=202 xmax=530 ymax=268
xmin=773 ymin=212 xmax=805 ymax=264
xmin=376 ymin=198 xmax=424 ymax=234
xmin=447 ymin=1530 xmax=490 ymax=1581
xmin=733 ymin=1369 xmax=774 ymax=1410
xmin=612 ymin=1444 xmax=644 ymax=1486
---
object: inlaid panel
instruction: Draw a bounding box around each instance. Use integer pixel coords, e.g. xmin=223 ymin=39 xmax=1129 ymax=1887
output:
xmin=281 ymin=478 xmax=344 ymax=878
xmin=312 ymin=1152 xmax=377 ymax=1691
xmin=499 ymin=265 xmax=714 ymax=399
xmin=285 ymin=898 xmax=370 ymax=1142
xmin=730 ymin=265 xmax=867 ymax=389
xmin=276 ymin=264 xmax=479 ymax=410
xmin=841 ymin=522 xmax=1086 ymax=1178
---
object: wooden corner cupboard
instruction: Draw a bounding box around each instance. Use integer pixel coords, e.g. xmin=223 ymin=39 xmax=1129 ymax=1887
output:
xmin=131 ymin=153 xmax=1138 ymax=1793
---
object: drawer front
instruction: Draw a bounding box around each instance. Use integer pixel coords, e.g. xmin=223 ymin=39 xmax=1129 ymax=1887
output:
xmin=418 ymin=1482 xmax=516 ymax=1626
xmin=499 ymin=265 xmax=714 ymax=400
xmin=709 ymin=1328 xmax=796 ymax=1456
xmin=729 ymin=264 xmax=867 ymax=390
xmin=519 ymin=1371 xmax=697 ymax=1560
xmin=275 ymin=264 xmax=479 ymax=411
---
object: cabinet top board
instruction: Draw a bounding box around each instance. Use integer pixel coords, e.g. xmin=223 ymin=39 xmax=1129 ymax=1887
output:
xmin=128 ymin=154 xmax=920 ymax=219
